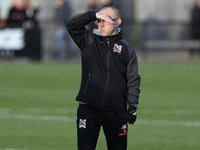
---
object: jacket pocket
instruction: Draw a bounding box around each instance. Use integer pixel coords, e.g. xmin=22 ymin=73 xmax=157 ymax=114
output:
xmin=84 ymin=73 xmax=91 ymax=94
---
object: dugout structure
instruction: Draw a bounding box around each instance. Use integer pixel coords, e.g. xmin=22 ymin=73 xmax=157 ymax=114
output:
xmin=0 ymin=28 xmax=42 ymax=61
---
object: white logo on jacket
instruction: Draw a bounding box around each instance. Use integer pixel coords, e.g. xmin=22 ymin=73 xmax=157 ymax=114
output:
xmin=113 ymin=44 xmax=122 ymax=53
xmin=79 ymin=119 xmax=86 ymax=128
xmin=121 ymin=124 xmax=127 ymax=130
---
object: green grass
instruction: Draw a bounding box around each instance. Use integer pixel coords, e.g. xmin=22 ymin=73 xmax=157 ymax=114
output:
xmin=0 ymin=62 xmax=200 ymax=150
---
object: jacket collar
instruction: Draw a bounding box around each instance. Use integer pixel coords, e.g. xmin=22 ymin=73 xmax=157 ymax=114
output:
xmin=93 ymin=28 xmax=122 ymax=42
xmin=93 ymin=28 xmax=121 ymax=36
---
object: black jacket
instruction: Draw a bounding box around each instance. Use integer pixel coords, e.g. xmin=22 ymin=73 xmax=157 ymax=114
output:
xmin=191 ymin=5 xmax=200 ymax=39
xmin=66 ymin=11 xmax=141 ymax=113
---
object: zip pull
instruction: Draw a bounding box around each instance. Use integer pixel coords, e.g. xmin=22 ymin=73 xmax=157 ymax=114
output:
xmin=84 ymin=73 xmax=91 ymax=94
xmin=107 ymin=37 xmax=110 ymax=47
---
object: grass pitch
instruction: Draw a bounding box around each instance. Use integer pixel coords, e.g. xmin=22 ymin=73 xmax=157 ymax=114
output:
xmin=0 ymin=62 xmax=200 ymax=150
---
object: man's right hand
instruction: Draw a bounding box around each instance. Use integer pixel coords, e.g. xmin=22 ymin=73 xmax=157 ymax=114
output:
xmin=96 ymin=12 xmax=114 ymax=24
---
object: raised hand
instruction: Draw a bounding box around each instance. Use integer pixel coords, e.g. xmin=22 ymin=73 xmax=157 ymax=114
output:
xmin=96 ymin=12 xmax=114 ymax=24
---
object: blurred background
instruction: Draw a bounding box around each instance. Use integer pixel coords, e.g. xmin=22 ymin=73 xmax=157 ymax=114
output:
xmin=1 ymin=0 xmax=200 ymax=62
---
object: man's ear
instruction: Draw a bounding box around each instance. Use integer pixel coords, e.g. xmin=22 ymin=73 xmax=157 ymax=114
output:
xmin=116 ymin=19 xmax=122 ymax=27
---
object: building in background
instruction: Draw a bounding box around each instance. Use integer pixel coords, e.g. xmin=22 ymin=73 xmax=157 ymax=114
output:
xmin=0 ymin=0 xmax=11 ymax=19
xmin=1 ymin=0 xmax=200 ymax=61
xmin=0 ymin=0 xmax=41 ymax=60
xmin=135 ymin=0 xmax=197 ymax=41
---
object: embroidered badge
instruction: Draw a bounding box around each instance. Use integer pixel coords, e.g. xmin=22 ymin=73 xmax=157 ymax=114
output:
xmin=79 ymin=119 xmax=86 ymax=128
xmin=121 ymin=124 xmax=127 ymax=130
xmin=119 ymin=124 xmax=127 ymax=136
xmin=113 ymin=44 xmax=122 ymax=53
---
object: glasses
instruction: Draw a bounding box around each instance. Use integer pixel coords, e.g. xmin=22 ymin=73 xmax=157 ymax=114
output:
xmin=95 ymin=18 xmax=118 ymax=25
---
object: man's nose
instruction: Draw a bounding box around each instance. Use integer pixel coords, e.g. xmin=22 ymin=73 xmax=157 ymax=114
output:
xmin=98 ymin=22 xmax=104 ymax=27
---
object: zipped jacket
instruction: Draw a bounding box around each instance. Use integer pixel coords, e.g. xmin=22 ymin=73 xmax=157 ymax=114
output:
xmin=66 ymin=11 xmax=141 ymax=113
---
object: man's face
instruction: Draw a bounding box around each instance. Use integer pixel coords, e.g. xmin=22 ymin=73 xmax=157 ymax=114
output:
xmin=56 ymin=0 xmax=65 ymax=6
xmin=98 ymin=8 xmax=118 ymax=37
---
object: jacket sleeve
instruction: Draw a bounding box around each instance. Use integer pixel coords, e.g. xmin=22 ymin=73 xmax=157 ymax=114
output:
xmin=66 ymin=10 xmax=97 ymax=49
xmin=126 ymin=45 xmax=141 ymax=109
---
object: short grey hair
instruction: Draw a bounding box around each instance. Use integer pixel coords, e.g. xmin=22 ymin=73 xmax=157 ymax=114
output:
xmin=100 ymin=6 xmax=122 ymax=19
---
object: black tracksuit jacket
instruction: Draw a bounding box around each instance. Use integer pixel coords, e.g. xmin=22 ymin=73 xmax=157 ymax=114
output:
xmin=66 ymin=11 xmax=141 ymax=113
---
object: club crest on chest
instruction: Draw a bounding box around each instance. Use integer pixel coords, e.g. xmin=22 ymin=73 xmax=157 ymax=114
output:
xmin=113 ymin=44 xmax=122 ymax=53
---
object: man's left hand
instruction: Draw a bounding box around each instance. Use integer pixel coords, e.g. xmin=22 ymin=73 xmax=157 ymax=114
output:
xmin=121 ymin=106 xmax=137 ymax=124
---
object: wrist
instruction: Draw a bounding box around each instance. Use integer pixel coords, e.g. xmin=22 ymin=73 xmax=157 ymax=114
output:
xmin=90 ymin=10 xmax=97 ymax=21
xmin=129 ymin=103 xmax=138 ymax=110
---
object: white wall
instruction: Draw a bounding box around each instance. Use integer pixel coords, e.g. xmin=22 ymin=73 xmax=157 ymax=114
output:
xmin=135 ymin=0 xmax=198 ymax=22
xmin=34 ymin=0 xmax=88 ymax=20
xmin=0 ymin=0 xmax=12 ymax=19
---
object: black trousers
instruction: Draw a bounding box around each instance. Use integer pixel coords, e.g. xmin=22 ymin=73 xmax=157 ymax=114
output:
xmin=77 ymin=104 xmax=127 ymax=150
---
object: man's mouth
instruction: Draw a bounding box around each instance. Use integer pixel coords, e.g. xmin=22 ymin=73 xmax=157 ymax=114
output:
xmin=100 ymin=28 xmax=104 ymax=32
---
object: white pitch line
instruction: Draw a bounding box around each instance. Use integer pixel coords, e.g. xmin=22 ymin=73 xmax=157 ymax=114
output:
xmin=0 ymin=149 xmax=27 ymax=150
xmin=0 ymin=108 xmax=77 ymax=114
xmin=141 ymin=109 xmax=200 ymax=115
xmin=0 ymin=108 xmax=200 ymax=115
xmin=136 ymin=119 xmax=200 ymax=127
xmin=0 ymin=112 xmax=200 ymax=127
xmin=0 ymin=113 xmax=76 ymax=122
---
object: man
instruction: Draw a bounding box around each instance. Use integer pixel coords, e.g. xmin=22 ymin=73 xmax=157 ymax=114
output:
xmin=6 ymin=0 xmax=27 ymax=28
xmin=66 ymin=6 xmax=141 ymax=150
xmin=191 ymin=0 xmax=200 ymax=40
xmin=190 ymin=0 xmax=200 ymax=57
xmin=53 ymin=0 xmax=77 ymax=58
